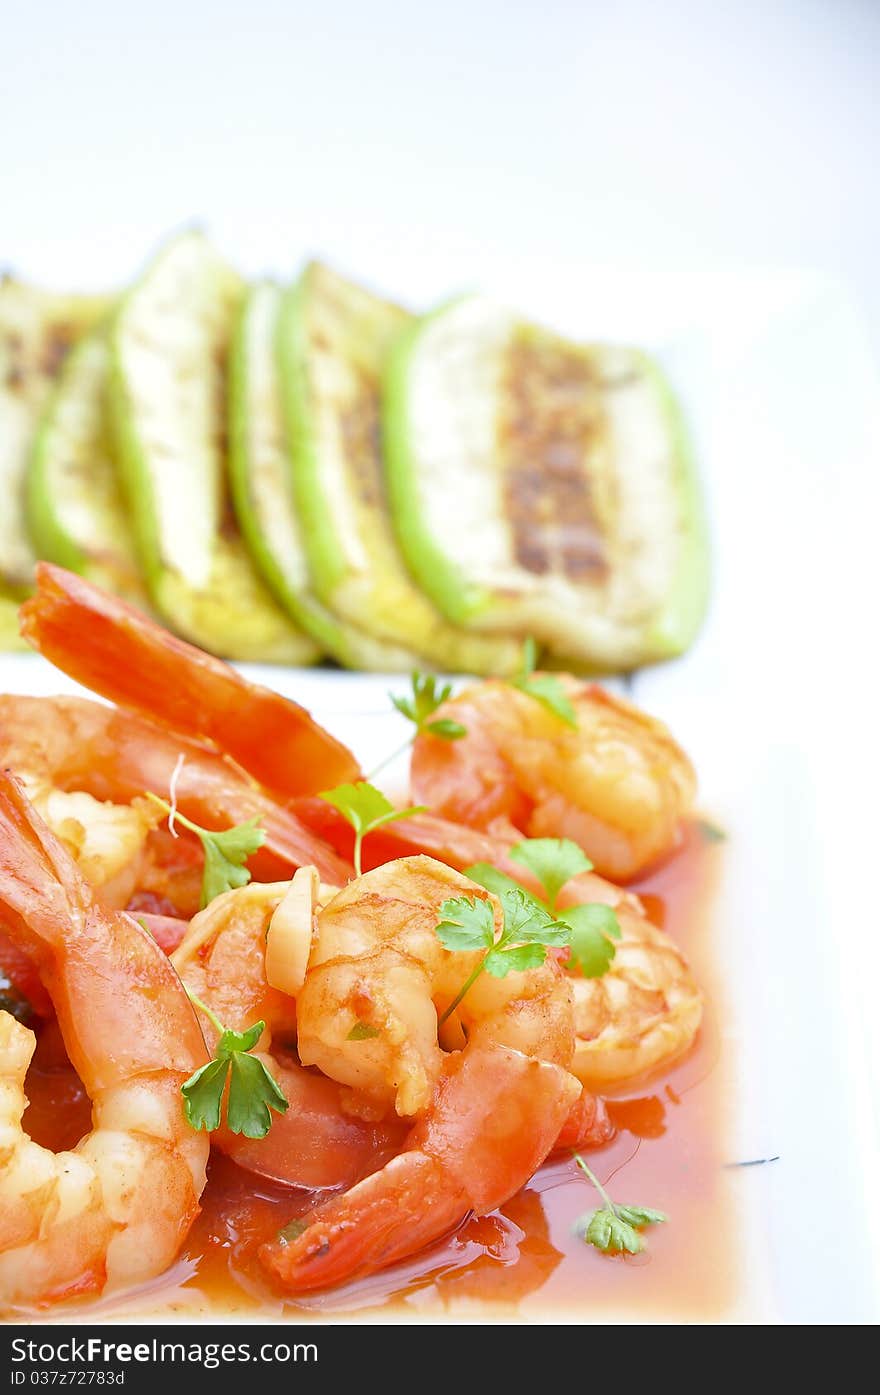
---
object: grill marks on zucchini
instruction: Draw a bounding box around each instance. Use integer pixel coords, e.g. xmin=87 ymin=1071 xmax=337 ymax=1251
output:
xmin=282 ymin=263 xmax=523 ymax=676
xmin=498 ymin=332 xmax=609 ymax=583
xmin=1 ymin=279 xmax=109 ymax=596
xmin=27 ymin=330 xmax=147 ymax=605
xmin=110 ymin=232 xmax=319 ymax=665
xmin=228 ymin=280 xmax=419 ymax=670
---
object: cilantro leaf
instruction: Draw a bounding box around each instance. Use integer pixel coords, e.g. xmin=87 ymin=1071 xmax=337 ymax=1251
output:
xmin=181 ymin=1008 xmax=288 ymax=1140
xmin=425 ymin=718 xmax=467 ymax=741
xmin=697 ymin=818 xmax=726 ymax=844
xmin=561 ymin=903 xmax=622 ymax=978
xmin=484 ymin=942 xmax=547 ymax=976
xmin=227 ymin=1051 xmax=289 ymax=1137
xmin=464 ymin=861 xmax=541 ymax=905
xmin=435 ymin=895 xmax=496 ymax=951
xmin=319 ymin=781 xmax=426 ymax=876
xmin=390 ymin=673 xmax=465 ymax=737
xmin=499 ymin=887 xmax=571 ymax=946
xmin=217 ymin=1022 xmax=263 ymax=1055
xmin=180 ymin=1057 xmax=228 ymax=1133
xmin=581 ymin=1209 xmax=644 ymax=1254
xmin=509 ymin=838 xmax=593 ymax=909
xmin=616 ymin=1205 xmax=668 ymax=1228
xmin=145 ymin=794 xmax=265 ymax=909
xmin=572 ymin=1151 xmax=666 ymax=1256
xmin=512 ymin=638 xmax=578 ymax=728
xmin=390 ymin=673 xmax=452 ymax=726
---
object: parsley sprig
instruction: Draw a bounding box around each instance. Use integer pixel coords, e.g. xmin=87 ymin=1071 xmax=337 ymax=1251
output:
xmin=146 ymin=793 xmax=265 ymax=909
xmin=181 ymin=991 xmax=288 ymax=1139
xmin=512 ymin=638 xmax=578 ymax=727
xmin=319 ymin=781 xmax=425 ymax=877
xmin=367 ymin=673 xmax=467 ymax=782
xmin=435 ymin=887 xmax=570 ymax=1026
xmin=466 ymin=836 xmax=622 ymax=978
xmin=572 ymin=1152 xmax=666 ymax=1255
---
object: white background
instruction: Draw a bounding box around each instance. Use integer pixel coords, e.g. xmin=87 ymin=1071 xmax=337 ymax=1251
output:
xmin=3 ymin=0 xmax=879 ymax=1322
xmin=2 ymin=0 xmax=880 ymax=341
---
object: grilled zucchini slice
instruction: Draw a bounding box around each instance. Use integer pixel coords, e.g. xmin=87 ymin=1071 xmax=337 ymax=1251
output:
xmin=279 ymin=263 xmax=523 ymax=676
xmin=384 ymin=297 xmax=709 ymax=670
xmin=0 ymin=277 xmax=109 ymax=595
xmin=110 ymin=232 xmax=319 ymax=664
xmin=229 ymin=281 xmax=420 ymax=670
xmin=27 ymin=327 xmax=147 ymax=605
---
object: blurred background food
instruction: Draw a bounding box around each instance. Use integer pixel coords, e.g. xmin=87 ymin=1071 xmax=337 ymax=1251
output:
xmin=0 ymin=231 xmax=707 ymax=671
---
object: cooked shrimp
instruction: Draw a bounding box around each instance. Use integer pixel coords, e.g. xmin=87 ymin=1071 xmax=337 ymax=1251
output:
xmin=17 ymin=773 xmax=161 ymax=910
xmin=0 ymin=772 xmax=208 ymax=1312
xmin=0 ymin=694 xmax=352 ymax=890
xmin=260 ymin=855 xmax=610 ymax=1292
xmin=260 ymin=1043 xmax=580 ymax=1293
xmin=411 ymin=677 xmax=696 ymax=881
xmin=20 ymin=562 xmax=359 ymax=797
xmin=171 ymin=880 xmax=406 ymax=1189
xmin=567 ymin=902 xmax=703 ymax=1090
xmin=296 ymin=855 xmax=576 ymax=1116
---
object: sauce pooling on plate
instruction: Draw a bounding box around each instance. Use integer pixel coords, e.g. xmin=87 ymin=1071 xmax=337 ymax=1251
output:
xmin=24 ymin=821 xmax=730 ymax=1320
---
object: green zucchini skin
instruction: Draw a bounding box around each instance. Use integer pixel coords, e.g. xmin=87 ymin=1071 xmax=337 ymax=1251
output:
xmin=27 ymin=327 xmax=148 ymax=606
xmin=108 ymin=231 xmax=320 ymax=665
xmin=278 ymin=263 xmax=523 ymax=677
xmin=0 ymin=277 xmax=110 ymax=598
xmin=383 ymin=296 xmax=710 ymax=671
xmin=228 ymin=281 xmax=420 ymax=671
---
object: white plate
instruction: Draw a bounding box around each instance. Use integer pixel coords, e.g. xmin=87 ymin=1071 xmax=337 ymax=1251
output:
xmin=3 ymin=266 xmax=878 ymax=1324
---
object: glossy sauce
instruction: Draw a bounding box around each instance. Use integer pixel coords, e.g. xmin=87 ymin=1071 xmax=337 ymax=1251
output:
xmin=22 ymin=822 xmax=731 ymax=1321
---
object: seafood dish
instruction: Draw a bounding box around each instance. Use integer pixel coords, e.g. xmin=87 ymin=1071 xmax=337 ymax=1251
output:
xmin=0 ymin=565 xmax=725 ymax=1320
xmin=1 ymin=234 xmax=708 ymax=673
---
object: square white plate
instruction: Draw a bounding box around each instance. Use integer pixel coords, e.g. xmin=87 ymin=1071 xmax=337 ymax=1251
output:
xmin=3 ymin=265 xmax=878 ymax=1324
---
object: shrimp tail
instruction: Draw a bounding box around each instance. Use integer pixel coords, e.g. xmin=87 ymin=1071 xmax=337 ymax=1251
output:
xmin=20 ymin=563 xmax=360 ymax=796
xmin=260 ymin=1045 xmax=579 ymax=1293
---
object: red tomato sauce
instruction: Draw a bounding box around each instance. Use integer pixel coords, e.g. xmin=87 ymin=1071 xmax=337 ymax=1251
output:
xmin=21 ymin=820 xmax=732 ymax=1320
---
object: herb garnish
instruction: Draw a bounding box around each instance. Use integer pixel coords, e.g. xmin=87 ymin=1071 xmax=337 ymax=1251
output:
xmin=512 ymin=638 xmax=578 ymax=727
xmin=146 ymin=793 xmax=265 ymax=909
xmin=182 ymin=991 xmax=288 ymax=1139
xmin=434 ymin=887 xmax=570 ymax=1025
xmin=367 ymin=673 xmax=467 ymax=781
xmin=572 ymin=1152 xmax=666 ymax=1254
xmin=466 ymin=837 xmax=622 ymax=978
xmin=318 ymin=781 xmax=425 ymax=877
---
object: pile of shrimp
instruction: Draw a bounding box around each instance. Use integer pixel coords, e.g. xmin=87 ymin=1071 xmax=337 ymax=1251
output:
xmin=0 ymin=563 xmax=704 ymax=1312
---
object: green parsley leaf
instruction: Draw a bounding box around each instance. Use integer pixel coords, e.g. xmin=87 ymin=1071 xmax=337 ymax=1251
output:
xmin=435 ymin=894 xmax=496 ymax=951
xmin=509 ymin=838 xmax=594 ymax=909
xmin=319 ymin=781 xmax=426 ymax=876
xmin=464 ymin=861 xmax=540 ymax=905
xmin=697 ymin=818 xmax=726 ymax=844
xmin=572 ymin=1151 xmax=666 ymax=1256
xmin=145 ymin=794 xmax=265 ymax=909
xmin=181 ymin=1010 xmax=288 ymax=1140
xmin=484 ymin=942 xmax=547 ymax=976
xmin=390 ymin=673 xmax=463 ymax=734
xmin=227 ymin=1051 xmax=289 ymax=1137
xmin=561 ymin=903 xmax=622 ymax=978
xmin=580 ymin=1209 xmax=644 ymax=1254
xmin=425 ymin=718 xmax=467 ymax=740
xmin=615 ymin=1205 xmax=668 ymax=1228
xmin=499 ymin=887 xmax=571 ymax=946
xmin=511 ymin=638 xmax=578 ymax=728
xmin=180 ymin=1057 xmax=228 ymax=1133
xmin=347 ymin=1021 xmax=381 ymax=1041
xmin=434 ymin=885 xmax=570 ymax=1024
